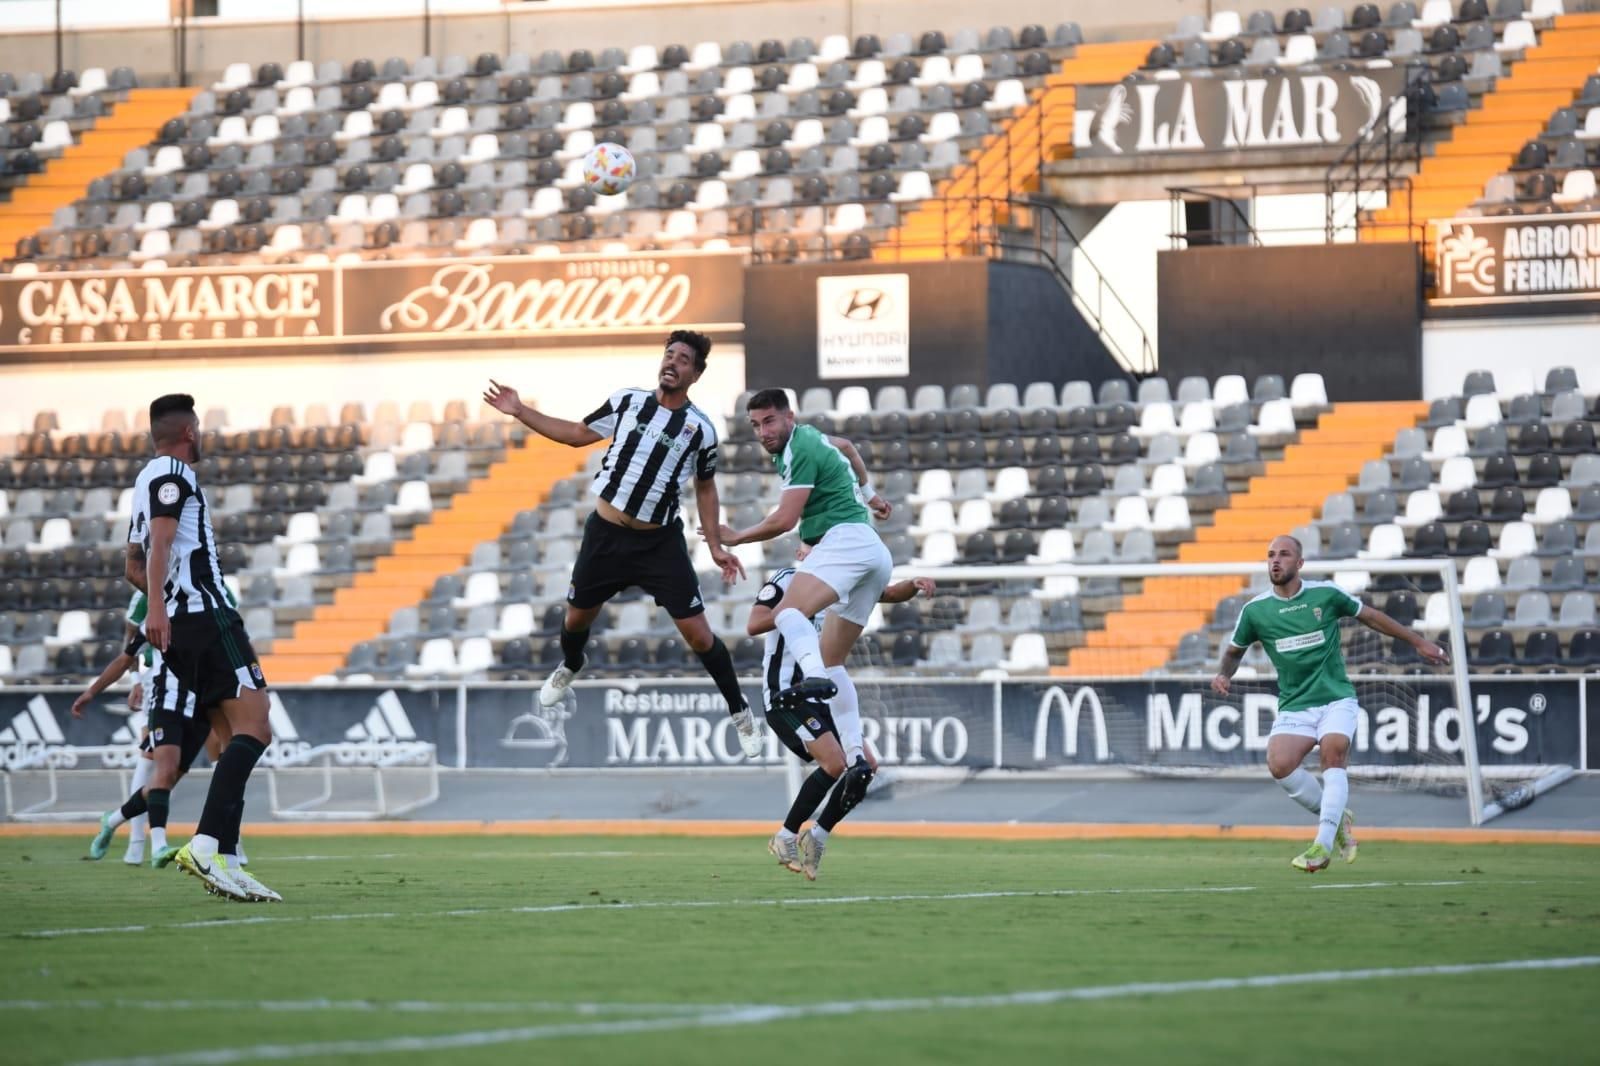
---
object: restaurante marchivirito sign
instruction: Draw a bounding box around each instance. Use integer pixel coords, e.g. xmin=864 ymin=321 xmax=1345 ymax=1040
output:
xmin=0 ymin=253 xmax=745 ymax=356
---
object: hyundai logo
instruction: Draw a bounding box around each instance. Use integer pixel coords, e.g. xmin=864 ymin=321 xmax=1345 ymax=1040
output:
xmin=837 ymin=287 xmax=889 ymax=321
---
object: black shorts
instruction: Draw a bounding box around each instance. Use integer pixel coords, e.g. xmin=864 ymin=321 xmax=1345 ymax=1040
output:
xmin=148 ymin=712 xmax=213 ymax=774
xmin=149 ymin=610 xmax=266 ymax=731
xmin=568 ymin=511 xmax=705 ymax=619
xmin=765 ymin=699 xmax=839 ymax=763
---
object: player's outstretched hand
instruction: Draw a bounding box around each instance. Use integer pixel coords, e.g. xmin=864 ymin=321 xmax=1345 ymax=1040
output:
xmin=70 ymin=691 xmax=91 ymax=719
xmin=483 ymin=379 xmax=521 ymax=417
xmin=704 ymin=523 xmax=741 ymax=548
xmin=911 ymin=577 xmax=936 ymax=598
xmin=1210 ymin=674 xmax=1230 ymax=697
xmin=1414 ymin=638 xmax=1449 ymax=666
xmin=711 ymin=546 xmax=746 ymax=585
xmin=867 ymin=494 xmax=892 ymax=521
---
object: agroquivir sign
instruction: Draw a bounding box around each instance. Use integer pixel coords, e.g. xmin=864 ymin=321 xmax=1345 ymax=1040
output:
xmin=0 ymin=252 xmax=746 ymax=359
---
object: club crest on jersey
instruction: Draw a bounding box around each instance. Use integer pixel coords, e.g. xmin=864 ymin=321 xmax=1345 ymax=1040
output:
xmin=806 ymin=717 xmax=824 ymax=733
xmin=157 ymin=482 xmax=181 ymax=506
xmin=151 ymin=728 xmax=164 ymax=743
xmin=1314 ymin=607 xmax=1323 ymax=621
xmin=249 ymin=662 xmax=265 ymax=683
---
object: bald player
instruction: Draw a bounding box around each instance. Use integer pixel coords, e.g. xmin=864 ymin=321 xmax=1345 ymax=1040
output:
xmin=1212 ymin=535 xmax=1449 ymax=872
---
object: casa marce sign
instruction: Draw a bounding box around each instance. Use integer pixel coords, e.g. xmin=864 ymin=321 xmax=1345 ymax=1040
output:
xmin=0 ymin=251 xmax=746 ymax=359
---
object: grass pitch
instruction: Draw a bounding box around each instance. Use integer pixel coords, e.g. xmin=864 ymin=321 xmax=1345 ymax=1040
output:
xmin=3 ymin=832 xmax=1599 ymax=1065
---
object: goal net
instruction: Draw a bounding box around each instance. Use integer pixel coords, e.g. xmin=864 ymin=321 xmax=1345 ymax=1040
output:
xmin=831 ymin=559 xmax=1575 ymax=827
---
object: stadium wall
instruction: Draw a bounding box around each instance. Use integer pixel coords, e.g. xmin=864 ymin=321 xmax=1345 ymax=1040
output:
xmin=743 ymin=258 xmax=1121 ymax=394
xmin=1419 ymin=316 xmax=1600 ymax=400
xmin=1155 ymin=243 xmax=1423 ymax=401
xmin=0 ymin=345 xmax=748 ymax=436
xmin=0 ymin=0 xmax=1195 ymax=85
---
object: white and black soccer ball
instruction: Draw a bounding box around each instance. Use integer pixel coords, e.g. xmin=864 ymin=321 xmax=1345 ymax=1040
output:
xmin=581 ymin=141 xmax=636 ymax=197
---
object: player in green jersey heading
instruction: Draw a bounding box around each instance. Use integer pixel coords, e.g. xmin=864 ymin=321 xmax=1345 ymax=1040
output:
xmin=1213 ymin=534 xmax=1449 ymax=873
xmin=715 ymin=389 xmax=892 ymax=808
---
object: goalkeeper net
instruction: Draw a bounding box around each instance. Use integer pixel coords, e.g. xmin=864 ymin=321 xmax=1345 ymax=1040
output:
xmin=832 ymin=559 xmax=1575 ymax=827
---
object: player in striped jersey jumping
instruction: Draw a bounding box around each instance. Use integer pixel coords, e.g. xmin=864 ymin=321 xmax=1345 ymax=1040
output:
xmin=483 ymin=331 xmax=763 ymax=757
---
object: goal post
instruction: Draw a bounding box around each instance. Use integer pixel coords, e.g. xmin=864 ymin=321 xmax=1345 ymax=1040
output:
xmin=848 ymin=557 xmax=1574 ymax=827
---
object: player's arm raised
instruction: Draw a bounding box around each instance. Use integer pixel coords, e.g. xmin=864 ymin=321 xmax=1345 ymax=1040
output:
xmin=719 ymin=487 xmax=810 ymax=547
xmin=1355 ymin=604 xmax=1449 ymax=665
xmin=830 ymin=434 xmax=890 ymax=520
xmin=482 ymin=380 xmax=603 ymax=448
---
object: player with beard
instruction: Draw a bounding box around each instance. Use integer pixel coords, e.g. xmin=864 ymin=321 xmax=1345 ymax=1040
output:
xmin=483 ymin=331 xmax=762 ymax=757
xmin=1213 ymin=535 xmax=1448 ymax=872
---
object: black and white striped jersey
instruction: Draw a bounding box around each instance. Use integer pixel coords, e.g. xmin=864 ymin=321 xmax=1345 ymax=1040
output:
xmin=128 ymin=456 xmax=230 ymax=617
xmin=583 ymin=387 xmax=720 ymax=525
xmin=755 ymin=567 xmax=822 ymax=709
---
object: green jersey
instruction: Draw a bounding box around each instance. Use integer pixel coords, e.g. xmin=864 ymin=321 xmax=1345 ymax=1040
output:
xmin=775 ymin=423 xmax=869 ymax=544
xmin=125 ymin=591 xmax=153 ymax=668
xmin=1228 ymin=579 xmax=1364 ymax=712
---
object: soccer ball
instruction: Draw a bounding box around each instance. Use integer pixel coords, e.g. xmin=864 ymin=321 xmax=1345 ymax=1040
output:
xmin=581 ymin=142 xmax=636 ymax=197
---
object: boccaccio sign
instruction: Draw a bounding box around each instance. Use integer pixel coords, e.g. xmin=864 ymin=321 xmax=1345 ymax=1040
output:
xmin=0 ymin=251 xmax=746 ymax=358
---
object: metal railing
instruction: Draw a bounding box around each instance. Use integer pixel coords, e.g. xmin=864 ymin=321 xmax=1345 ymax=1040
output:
xmin=1166 ymin=185 xmax=1266 ymax=248
xmin=1324 ymin=70 xmax=1430 ymax=244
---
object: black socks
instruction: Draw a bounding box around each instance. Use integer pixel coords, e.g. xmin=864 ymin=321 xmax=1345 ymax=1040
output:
xmin=119 ymin=790 xmax=148 ymax=821
xmin=196 ymin=734 xmax=266 ymax=844
xmin=145 ymin=788 xmax=169 ymax=830
xmin=784 ymin=767 xmax=838 ymax=833
xmin=559 ymin=626 xmax=589 ymax=672
xmin=695 ymin=636 xmax=745 ymax=716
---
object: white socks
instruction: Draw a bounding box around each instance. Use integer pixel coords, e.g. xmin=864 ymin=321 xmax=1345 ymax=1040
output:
xmin=236 ymin=840 xmax=248 ymax=867
xmin=1315 ymin=768 xmax=1349 ymax=852
xmin=105 ymin=810 xmax=128 ymax=830
xmin=826 ymin=665 xmax=864 ymax=763
xmin=776 ymin=827 xmax=797 ymax=843
xmin=149 ymin=826 xmax=167 ymax=852
xmin=128 ymin=758 xmax=152 ymax=843
xmin=1277 ymin=767 xmax=1324 ymax=814
xmin=811 ymin=825 xmax=829 ymax=842
xmin=189 ymin=833 xmax=219 ymax=862
xmin=774 ymin=608 xmax=827 ymax=678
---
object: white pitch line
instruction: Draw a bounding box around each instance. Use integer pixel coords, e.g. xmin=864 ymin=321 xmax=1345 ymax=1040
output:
xmin=14 ymin=877 xmax=1525 ymax=941
xmin=0 ymin=998 xmax=746 ymax=1017
xmin=70 ymin=956 xmax=1600 ymax=1066
xmin=13 ymin=885 xmax=1258 ymax=939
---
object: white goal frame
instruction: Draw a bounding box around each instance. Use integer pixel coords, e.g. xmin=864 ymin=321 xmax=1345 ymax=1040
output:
xmin=889 ymin=558 xmax=1492 ymax=825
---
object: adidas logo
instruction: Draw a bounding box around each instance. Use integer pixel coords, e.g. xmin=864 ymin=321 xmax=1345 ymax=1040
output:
xmin=268 ymin=693 xmax=301 ymax=741
xmin=0 ymin=696 xmax=67 ymax=768
xmin=110 ymin=711 xmax=149 ymax=747
xmin=688 ymin=595 xmax=702 ymax=609
xmin=343 ymin=690 xmax=417 ymax=743
xmin=0 ymin=696 xmax=66 ymax=745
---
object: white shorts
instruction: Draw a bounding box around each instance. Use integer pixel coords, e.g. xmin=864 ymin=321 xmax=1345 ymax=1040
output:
xmin=1270 ymin=697 xmax=1360 ymax=742
xmin=798 ymin=522 xmax=893 ymax=627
